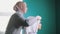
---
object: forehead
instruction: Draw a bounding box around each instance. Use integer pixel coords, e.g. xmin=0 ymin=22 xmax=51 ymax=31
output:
xmin=18 ymin=2 xmax=27 ymax=6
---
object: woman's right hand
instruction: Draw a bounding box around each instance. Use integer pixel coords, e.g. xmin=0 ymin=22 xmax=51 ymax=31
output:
xmin=38 ymin=24 xmax=42 ymax=30
xmin=36 ymin=16 xmax=41 ymax=21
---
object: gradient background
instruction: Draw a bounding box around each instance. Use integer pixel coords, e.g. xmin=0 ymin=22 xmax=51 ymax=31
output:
xmin=24 ymin=0 xmax=56 ymax=34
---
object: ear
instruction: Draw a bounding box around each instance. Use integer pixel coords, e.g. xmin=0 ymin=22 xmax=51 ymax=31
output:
xmin=16 ymin=5 xmax=20 ymax=9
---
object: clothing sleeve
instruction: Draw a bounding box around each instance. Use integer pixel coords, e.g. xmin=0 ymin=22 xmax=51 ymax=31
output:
xmin=17 ymin=15 xmax=29 ymax=27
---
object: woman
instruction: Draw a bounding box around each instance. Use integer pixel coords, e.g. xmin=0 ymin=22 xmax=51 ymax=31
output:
xmin=5 ymin=1 xmax=29 ymax=34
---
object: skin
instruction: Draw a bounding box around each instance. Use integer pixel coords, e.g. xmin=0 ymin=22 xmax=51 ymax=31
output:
xmin=36 ymin=16 xmax=42 ymax=30
xmin=38 ymin=24 xmax=42 ymax=30
xmin=16 ymin=2 xmax=27 ymax=14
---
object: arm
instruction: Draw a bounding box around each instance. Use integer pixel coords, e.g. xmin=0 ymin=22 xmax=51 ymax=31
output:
xmin=15 ymin=14 xmax=29 ymax=28
xmin=18 ymin=16 xmax=29 ymax=27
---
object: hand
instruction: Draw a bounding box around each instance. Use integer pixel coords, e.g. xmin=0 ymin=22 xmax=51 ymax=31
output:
xmin=36 ymin=16 xmax=41 ymax=20
xmin=38 ymin=24 xmax=42 ymax=30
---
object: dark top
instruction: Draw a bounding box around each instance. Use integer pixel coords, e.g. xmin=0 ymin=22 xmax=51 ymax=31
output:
xmin=5 ymin=13 xmax=29 ymax=34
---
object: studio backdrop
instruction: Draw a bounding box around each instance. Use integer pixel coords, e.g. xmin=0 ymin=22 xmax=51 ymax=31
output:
xmin=24 ymin=0 xmax=56 ymax=34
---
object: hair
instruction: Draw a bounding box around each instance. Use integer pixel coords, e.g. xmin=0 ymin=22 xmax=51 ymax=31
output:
xmin=13 ymin=1 xmax=25 ymax=11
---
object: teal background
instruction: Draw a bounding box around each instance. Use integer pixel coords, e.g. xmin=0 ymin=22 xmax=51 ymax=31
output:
xmin=24 ymin=0 xmax=56 ymax=34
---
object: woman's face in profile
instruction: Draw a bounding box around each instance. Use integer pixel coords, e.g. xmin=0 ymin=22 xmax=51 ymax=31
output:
xmin=18 ymin=2 xmax=28 ymax=14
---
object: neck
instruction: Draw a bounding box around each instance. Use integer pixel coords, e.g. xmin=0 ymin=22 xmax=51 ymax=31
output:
xmin=16 ymin=10 xmax=24 ymax=16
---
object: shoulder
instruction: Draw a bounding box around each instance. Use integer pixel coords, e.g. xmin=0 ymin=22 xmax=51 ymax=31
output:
xmin=11 ymin=13 xmax=19 ymax=18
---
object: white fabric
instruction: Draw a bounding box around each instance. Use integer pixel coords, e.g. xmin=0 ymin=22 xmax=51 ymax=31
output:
xmin=13 ymin=26 xmax=22 ymax=34
xmin=25 ymin=16 xmax=41 ymax=34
